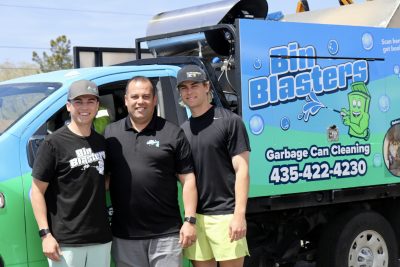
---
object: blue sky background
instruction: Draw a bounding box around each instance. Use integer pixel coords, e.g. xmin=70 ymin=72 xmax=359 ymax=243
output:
xmin=0 ymin=0 xmax=361 ymax=64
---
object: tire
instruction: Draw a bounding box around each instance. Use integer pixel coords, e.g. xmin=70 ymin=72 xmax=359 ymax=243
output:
xmin=316 ymin=211 xmax=398 ymax=267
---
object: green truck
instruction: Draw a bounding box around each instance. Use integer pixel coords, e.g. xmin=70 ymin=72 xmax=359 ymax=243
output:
xmin=2 ymin=0 xmax=400 ymax=266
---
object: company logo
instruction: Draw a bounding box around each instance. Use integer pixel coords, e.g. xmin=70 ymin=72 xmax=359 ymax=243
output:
xmin=69 ymin=147 xmax=105 ymax=174
xmin=146 ymin=139 xmax=160 ymax=147
xmin=248 ymin=42 xmax=369 ymax=109
xmin=87 ymin=85 xmax=98 ymax=94
xmin=186 ymin=71 xmax=202 ymax=78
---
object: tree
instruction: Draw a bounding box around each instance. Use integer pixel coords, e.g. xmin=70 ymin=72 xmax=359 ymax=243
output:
xmin=32 ymin=35 xmax=73 ymax=72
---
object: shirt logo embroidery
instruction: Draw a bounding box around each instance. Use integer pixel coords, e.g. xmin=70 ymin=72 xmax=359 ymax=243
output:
xmin=146 ymin=140 xmax=160 ymax=148
xmin=69 ymin=147 xmax=105 ymax=174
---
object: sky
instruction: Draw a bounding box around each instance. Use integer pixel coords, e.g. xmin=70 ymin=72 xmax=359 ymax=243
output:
xmin=0 ymin=0 xmax=362 ymax=64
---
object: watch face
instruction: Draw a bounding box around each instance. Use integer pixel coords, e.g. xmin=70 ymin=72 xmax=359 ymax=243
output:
xmin=185 ymin=216 xmax=196 ymax=224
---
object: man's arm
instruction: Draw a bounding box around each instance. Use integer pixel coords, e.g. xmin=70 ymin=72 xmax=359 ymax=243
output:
xmin=31 ymin=178 xmax=62 ymax=261
xmin=229 ymin=151 xmax=250 ymax=242
xmin=178 ymin=172 xmax=198 ymax=248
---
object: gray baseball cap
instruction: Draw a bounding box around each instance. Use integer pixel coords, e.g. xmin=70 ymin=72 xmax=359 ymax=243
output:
xmin=177 ymin=65 xmax=208 ymax=86
xmin=68 ymin=80 xmax=99 ymax=100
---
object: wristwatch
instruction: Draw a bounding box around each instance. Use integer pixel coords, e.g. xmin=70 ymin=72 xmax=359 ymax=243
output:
xmin=38 ymin=228 xmax=51 ymax=238
xmin=184 ymin=216 xmax=196 ymax=225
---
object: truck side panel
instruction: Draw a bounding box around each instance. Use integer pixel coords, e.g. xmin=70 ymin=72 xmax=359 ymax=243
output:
xmin=239 ymin=20 xmax=400 ymax=197
xmin=0 ymin=133 xmax=28 ymax=266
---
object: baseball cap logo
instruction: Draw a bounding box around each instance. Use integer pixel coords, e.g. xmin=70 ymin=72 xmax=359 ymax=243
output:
xmin=186 ymin=71 xmax=202 ymax=78
xmin=87 ymin=86 xmax=98 ymax=93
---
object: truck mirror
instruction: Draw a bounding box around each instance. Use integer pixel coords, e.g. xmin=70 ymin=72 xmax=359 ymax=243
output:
xmin=27 ymin=135 xmax=46 ymax=168
xmin=224 ymin=91 xmax=238 ymax=112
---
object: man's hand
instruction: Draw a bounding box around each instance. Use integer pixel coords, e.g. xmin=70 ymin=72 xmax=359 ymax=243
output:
xmin=179 ymin=222 xmax=197 ymax=248
xmin=229 ymin=215 xmax=247 ymax=243
xmin=42 ymin=234 xmax=62 ymax=261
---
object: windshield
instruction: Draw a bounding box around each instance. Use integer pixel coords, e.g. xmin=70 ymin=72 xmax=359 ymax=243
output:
xmin=0 ymin=82 xmax=61 ymax=134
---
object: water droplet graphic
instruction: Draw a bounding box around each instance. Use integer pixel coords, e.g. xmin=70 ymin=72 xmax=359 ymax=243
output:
xmin=362 ymin=32 xmax=374 ymax=51
xmin=379 ymin=95 xmax=390 ymax=112
xmin=249 ymin=115 xmax=264 ymax=135
xmin=280 ymin=117 xmax=290 ymax=131
xmin=298 ymin=91 xmax=326 ymax=122
xmin=328 ymin=40 xmax=339 ymax=55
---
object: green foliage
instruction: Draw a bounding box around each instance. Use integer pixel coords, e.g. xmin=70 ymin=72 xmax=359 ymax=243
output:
xmin=0 ymin=61 xmax=40 ymax=82
xmin=32 ymin=35 xmax=73 ymax=72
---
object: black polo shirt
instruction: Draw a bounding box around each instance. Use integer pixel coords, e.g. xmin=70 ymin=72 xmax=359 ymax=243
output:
xmin=105 ymin=115 xmax=194 ymax=239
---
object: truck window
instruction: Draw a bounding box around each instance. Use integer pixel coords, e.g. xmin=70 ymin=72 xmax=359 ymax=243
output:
xmin=96 ymin=76 xmax=186 ymax=126
xmin=0 ymin=82 xmax=61 ymax=134
xmin=28 ymin=76 xmax=185 ymax=166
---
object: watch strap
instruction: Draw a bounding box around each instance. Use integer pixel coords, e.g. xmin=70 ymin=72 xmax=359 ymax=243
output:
xmin=184 ymin=216 xmax=196 ymax=224
xmin=39 ymin=228 xmax=51 ymax=238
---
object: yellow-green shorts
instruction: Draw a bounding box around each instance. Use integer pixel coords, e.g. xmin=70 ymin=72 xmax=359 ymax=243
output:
xmin=183 ymin=213 xmax=249 ymax=261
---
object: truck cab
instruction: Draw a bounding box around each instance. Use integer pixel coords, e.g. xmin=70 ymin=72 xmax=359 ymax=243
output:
xmin=0 ymin=65 xmax=198 ymax=266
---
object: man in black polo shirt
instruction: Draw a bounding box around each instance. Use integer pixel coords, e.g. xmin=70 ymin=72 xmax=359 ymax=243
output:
xmin=105 ymin=76 xmax=197 ymax=267
xmin=178 ymin=65 xmax=251 ymax=267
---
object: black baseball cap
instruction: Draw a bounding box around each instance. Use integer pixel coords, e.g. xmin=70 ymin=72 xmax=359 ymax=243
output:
xmin=68 ymin=80 xmax=99 ymax=100
xmin=177 ymin=65 xmax=208 ymax=86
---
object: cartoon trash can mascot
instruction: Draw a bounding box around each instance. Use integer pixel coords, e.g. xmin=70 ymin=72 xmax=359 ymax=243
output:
xmin=341 ymin=81 xmax=371 ymax=140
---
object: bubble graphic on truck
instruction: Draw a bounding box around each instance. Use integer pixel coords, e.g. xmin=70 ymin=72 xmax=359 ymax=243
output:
xmin=253 ymin=58 xmax=262 ymax=70
xmin=362 ymin=32 xmax=374 ymax=50
xmin=373 ymin=154 xmax=382 ymax=167
xmin=280 ymin=117 xmax=290 ymax=131
xmin=327 ymin=39 xmax=339 ymax=55
xmin=379 ymin=95 xmax=390 ymax=113
xmin=394 ymin=65 xmax=400 ymax=75
xmin=249 ymin=114 xmax=264 ymax=135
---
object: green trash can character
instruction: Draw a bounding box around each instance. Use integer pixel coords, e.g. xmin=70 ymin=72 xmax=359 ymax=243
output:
xmin=340 ymin=81 xmax=371 ymax=140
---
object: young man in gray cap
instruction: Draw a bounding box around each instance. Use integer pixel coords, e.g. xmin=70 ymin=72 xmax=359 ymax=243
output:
xmin=31 ymin=80 xmax=112 ymax=267
xmin=178 ymin=65 xmax=251 ymax=267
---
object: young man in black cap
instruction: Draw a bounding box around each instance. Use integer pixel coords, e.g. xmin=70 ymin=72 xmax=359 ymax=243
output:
xmin=31 ymin=79 xmax=112 ymax=267
xmin=178 ymin=65 xmax=251 ymax=267
xmin=105 ymin=76 xmax=197 ymax=267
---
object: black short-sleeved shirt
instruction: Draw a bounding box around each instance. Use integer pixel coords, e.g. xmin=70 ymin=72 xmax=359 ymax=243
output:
xmin=32 ymin=126 xmax=112 ymax=245
xmin=105 ymin=115 xmax=194 ymax=239
xmin=181 ymin=106 xmax=251 ymax=215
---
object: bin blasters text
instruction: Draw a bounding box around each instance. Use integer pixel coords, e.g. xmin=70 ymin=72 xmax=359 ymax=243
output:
xmin=249 ymin=42 xmax=369 ymax=109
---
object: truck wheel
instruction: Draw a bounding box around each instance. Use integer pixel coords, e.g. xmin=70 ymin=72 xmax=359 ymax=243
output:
xmin=316 ymin=211 xmax=398 ymax=267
